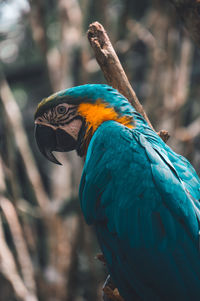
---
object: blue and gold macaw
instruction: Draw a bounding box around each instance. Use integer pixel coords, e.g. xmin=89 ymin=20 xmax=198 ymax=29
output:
xmin=34 ymin=84 xmax=200 ymax=301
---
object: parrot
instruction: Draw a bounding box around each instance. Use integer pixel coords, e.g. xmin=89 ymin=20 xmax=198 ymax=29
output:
xmin=34 ymin=84 xmax=200 ymax=301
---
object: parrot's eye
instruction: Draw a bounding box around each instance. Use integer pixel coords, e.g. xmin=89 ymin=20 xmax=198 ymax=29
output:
xmin=57 ymin=106 xmax=67 ymax=114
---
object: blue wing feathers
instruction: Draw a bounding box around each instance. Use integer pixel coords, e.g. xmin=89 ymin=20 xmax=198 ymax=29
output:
xmin=79 ymin=119 xmax=200 ymax=300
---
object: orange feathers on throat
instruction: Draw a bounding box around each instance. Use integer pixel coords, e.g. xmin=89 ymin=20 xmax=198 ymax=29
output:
xmin=78 ymin=100 xmax=134 ymax=138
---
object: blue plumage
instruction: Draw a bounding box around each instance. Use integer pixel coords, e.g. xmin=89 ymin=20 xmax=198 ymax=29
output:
xmin=58 ymin=84 xmax=136 ymax=117
xmin=80 ymin=119 xmax=200 ymax=300
xmin=35 ymin=84 xmax=200 ymax=300
xmin=75 ymin=85 xmax=200 ymax=300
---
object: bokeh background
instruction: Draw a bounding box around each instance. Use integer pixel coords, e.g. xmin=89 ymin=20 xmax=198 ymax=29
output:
xmin=0 ymin=0 xmax=200 ymax=300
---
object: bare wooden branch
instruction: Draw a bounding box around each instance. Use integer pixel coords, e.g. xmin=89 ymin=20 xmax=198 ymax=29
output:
xmin=102 ymin=274 xmax=124 ymax=301
xmin=87 ymin=22 xmax=152 ymax=126
xmin=87 ymin=22 xmax=169 ymax=142
xmin=103 ymin=286 xmax=124 ymax=301
xmin=0 ymin=216 xmax=38 ymax=301
xmin=169 ymin=0 xmax=200 ymax=49
xmin=0 ymin=157 xmax=6 ymax=194
xmin=0 ymin=197 xmax=37 ymax=294
xmin=0 ymin=74 xmax=50 ymax=211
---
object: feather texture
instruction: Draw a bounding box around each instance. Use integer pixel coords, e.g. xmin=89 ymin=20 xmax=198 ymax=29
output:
xmin=79 ymin=119 xmax=200 ymax=301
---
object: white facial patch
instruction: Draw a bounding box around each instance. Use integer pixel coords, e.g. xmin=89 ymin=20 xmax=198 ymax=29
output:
xmin=62 ymin=118 xmax=82 ymax=140
xmin=35 ymin=103 xmax=82 ymax=140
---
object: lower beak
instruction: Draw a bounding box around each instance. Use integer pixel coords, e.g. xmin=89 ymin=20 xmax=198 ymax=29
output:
xmin=34 ymin=124 xmax=77 ymax=165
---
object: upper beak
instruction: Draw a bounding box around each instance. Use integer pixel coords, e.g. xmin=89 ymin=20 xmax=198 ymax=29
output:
xmin=34 ymin=124 xmax=78 ymax=165
xmin=34 ymin=124 xmax=62 ymax=165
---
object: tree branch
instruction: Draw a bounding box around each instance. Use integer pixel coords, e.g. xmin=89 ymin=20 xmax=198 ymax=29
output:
xmin=87 ymin=22 xmax=169 ymax=142
xmin=0 ymin=216 xmax=38 ymax=301
xmin=87 ymin=22 xmax=152 ymax=126
xmin=0 ymin=197 xmax=37 ymax=295
xmin=0 ymin=73 xmax=50 ymax=211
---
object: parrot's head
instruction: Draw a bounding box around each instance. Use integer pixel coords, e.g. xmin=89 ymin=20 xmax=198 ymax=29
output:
xmin=34 ymin=84 xmax=135 ymax=164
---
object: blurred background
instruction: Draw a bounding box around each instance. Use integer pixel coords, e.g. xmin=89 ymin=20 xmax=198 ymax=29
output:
xmin=0 ymin=0 xmax=199 ymax=300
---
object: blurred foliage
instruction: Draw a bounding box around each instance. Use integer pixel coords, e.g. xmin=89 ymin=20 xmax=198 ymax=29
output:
xmin=0 ymin=0 xmax=200 ymax=301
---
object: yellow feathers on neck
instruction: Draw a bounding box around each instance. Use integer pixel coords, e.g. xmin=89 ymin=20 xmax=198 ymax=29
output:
xmin=78 ymin=100 xmax=134 ymax=138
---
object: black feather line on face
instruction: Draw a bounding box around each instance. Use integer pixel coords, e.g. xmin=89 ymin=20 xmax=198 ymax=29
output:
xmin=59 ymin=115 xmax=83 ymax=126
xmin=56 ymin=107 xmax=77 ymax=123
xmin=76 ymin=118 xmax=87 ymax=157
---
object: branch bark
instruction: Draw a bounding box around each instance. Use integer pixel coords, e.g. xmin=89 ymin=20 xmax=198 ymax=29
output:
xmin=0 ymin=198 xmax=37 ymax=295
xmin=169 ymin=0 xmax=200 ymax=49
xmin=0 ymin=216 xmax=38 ymax=301
xmin=0 ymin=74 xmax=50 ymax=211
xmin=87 ymin=22 xmax=169 ymax=142
xmin=87 ymin=22 xmax=152 ymax=126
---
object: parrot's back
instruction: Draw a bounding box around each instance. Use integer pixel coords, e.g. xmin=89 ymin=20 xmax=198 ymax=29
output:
xmin=80 ymin=119 xmax=200 ymax=301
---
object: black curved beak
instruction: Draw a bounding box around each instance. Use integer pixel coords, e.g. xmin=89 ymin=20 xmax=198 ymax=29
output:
xmin=34 ymin=124 xmax=77 ymax=165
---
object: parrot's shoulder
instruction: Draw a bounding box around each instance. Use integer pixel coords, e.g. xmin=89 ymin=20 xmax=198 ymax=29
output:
xmin=89 ymin=119 xmax=133 ymax=147
xmin=84 ymin=120 xmax=136 ymax=166
xmin=80 ymin=120 xmax=146 ymax=224
xmin=80 ymin=120 xmax=200 ymax=231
